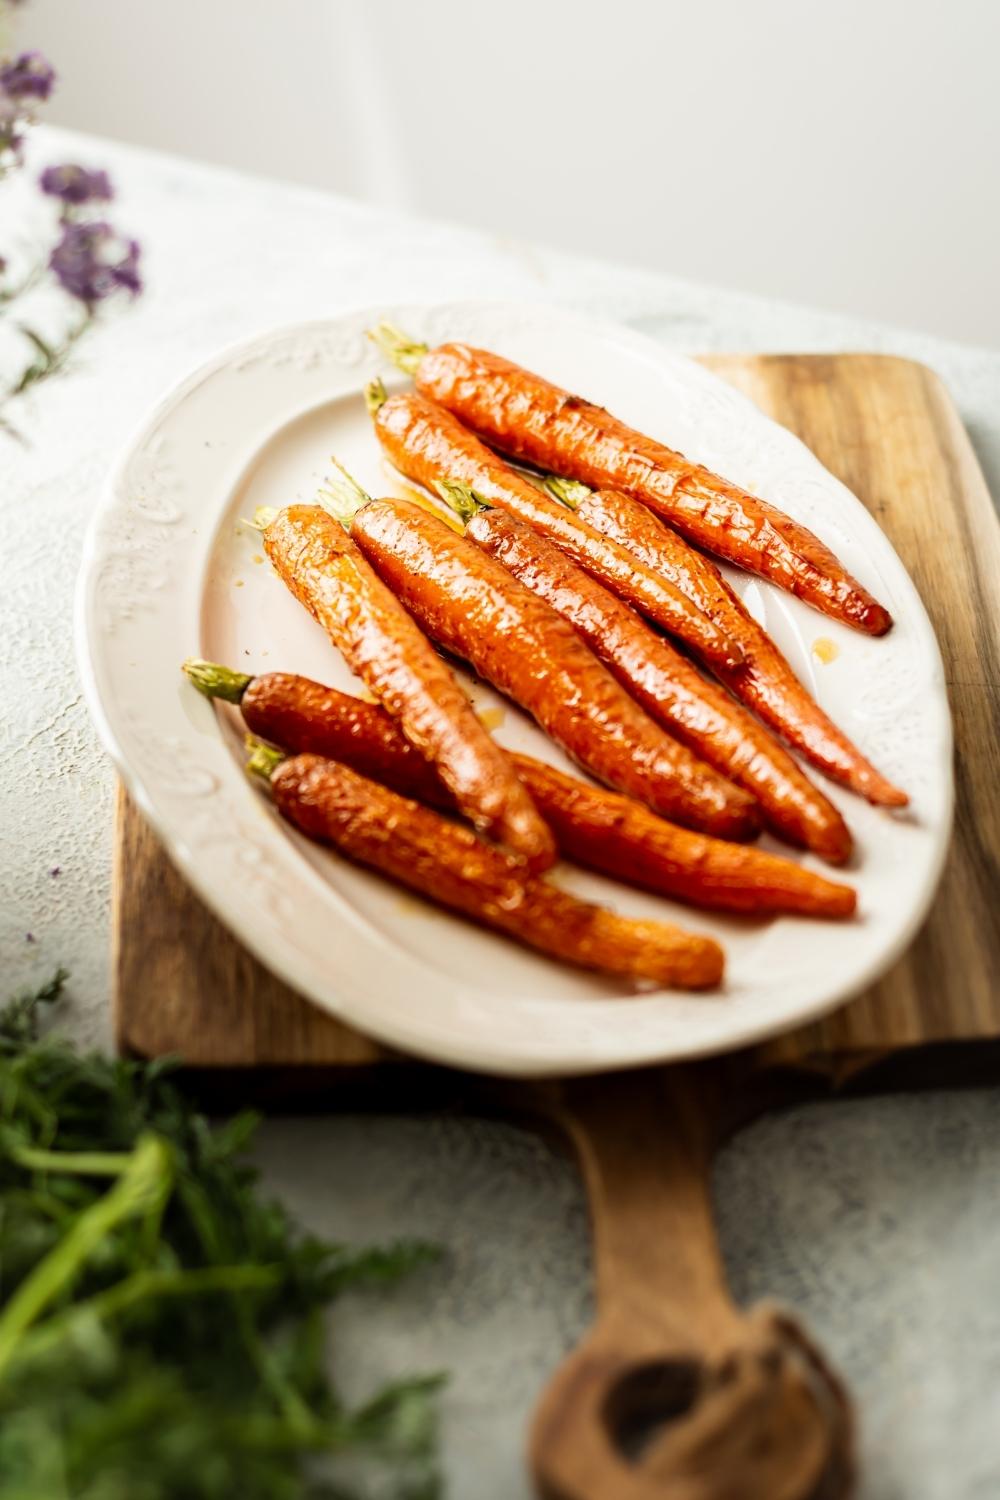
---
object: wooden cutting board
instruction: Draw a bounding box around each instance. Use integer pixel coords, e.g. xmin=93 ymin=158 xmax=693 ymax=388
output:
xmin=114 ymin=354 xmax=1000 ymax=1500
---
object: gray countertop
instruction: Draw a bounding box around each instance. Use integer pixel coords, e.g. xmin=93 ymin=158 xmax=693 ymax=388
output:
xmin=3 ymin=126 xmax=998 ymax=1498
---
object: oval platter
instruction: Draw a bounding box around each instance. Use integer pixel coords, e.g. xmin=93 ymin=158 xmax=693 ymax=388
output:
xmin=76 ymin=302 xmax=952 ymax=1076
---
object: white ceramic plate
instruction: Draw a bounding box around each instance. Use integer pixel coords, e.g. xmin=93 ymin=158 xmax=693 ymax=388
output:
xmin=77 ymin=302 xmax=952 ymax=1077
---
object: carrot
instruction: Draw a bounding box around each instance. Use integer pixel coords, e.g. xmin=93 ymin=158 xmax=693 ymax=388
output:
xmin=456 ymin=503 xmax=852 ymax=862
xmin=369 ymin=324 xmax=892 ymax=637
xmin=261 ymin=504 xmax=556 ymax=869
xmin=513 ymin=759 xmax=856 ymax=919
xmin=550 ymin=481 xmax=908 ymax=808
xmin=365 ymin=380 xmax=743 ymax=672
xmin=249 ymin=744 xmax=725 ymax=989
xmin=319 ymin=474 xmax=760 ymax=841
xmin=186 ymin=660 xmax=856 ymax=917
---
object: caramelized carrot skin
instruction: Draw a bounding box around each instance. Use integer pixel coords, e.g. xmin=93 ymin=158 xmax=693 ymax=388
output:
xmin=263 ymin=505 xmax=555 ymax=869
xmin=580 ymin=489 xmax=908 ymax=808
xmin=373 ymin=391 xmax=742 ymax=671
xmin=243 ymin=672 xmax=854 ymax=917
xmin=513 ymin=761 xmax=856 ymax=919
xmin=348 ymin=498 xmax=760 ymax=841
xmin=467 ymin=507 xmax=852 ymax=863
xmin=414 ymin=342 xmax=892 ymax=636
xmin=243 ymin=672 xmax=449 ymax=808
xmin=271 ymin=754 xmax=725 ymax=988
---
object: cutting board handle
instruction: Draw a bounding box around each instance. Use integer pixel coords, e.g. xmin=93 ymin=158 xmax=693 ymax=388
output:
xmin=529 ymin=1068 xmax=854 ymax=1500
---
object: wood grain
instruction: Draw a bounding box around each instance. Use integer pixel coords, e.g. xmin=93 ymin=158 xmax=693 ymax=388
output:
xmin=529 ymin=1069 xmax=854 ymax=1500
xmin=115 ymin=353 xmax=1000 ymax=1071
xmin=113 ymin=788 xmax=383 ymax=1067
xmin=704 ymin=356 xmax=1000 ymax=1064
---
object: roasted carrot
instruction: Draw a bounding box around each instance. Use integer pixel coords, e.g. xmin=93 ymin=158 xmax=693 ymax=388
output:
xmin=515 ymin=761 xmax=856 ymax=919
xmin=457 ymin=503 xmax=852 ymax=862
xmin=248 ymin=744 xmax=725 ymax=989
xmin=550 ymin=481 xmax=908 ymax=808
xmin=319 ymin=479 xmax=760 ymax=841
xmin=369 ymin=324 xmax=892 ymax=637
xmin=186 ymin=659 xmax=857 ymax=918
xmin=365 ymin=380 xmax=743 ymax=672
xmin=261 ymin=504 xmax=555 ymax=869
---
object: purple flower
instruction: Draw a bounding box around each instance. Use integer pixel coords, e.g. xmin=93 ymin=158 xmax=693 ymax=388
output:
xmin=0 ymin=51 xmax=57 ymax=103
xmin=40 ymin=162 xmax=114 ymax=206
xmin=50 ymin=220 xmax=142 ymax=306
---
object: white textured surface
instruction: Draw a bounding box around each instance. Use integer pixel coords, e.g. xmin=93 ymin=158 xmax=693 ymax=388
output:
xmin=4 ymin=126 xmax=1000 ymax=1497
xmin=24 ymin=0 xmax=1000 ymax=347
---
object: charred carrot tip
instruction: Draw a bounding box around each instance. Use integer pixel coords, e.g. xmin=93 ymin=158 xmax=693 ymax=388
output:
xmin=873 ymin=785 xmax=910 ymax=809
xmin=689 ymin=940 xmax=725 ymax=988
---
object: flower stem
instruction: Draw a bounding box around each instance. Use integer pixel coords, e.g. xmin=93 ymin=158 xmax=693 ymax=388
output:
xmin=6 ymin=310 xmax=93 ymax=401
xmin=0 ymin=258 xmax=46 ymax=308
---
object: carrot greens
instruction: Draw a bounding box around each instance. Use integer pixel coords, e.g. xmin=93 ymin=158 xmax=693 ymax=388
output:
xmin=0 ymin=971 xmax=444 ymax=1499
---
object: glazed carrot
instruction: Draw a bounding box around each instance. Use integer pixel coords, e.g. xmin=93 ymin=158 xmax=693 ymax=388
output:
xmin=365 ymin=380 xmax=743 ymax=672
xmin=187 ymin=661 xmax=855 ymax=917
xmin=261 ymin=504 xmax=555 ymax=869
xmin=186 ymin=660 xmax=857 ymax=918
xmin=515 ymin=761 xmax=856 ymax=919
xmin=456 ymin=503 xmax=852 ymax=862
xmin=319 ymin=475 xmax=759 ymax=840
xmin=550 ymin=481 xmax=908 ymax=808
xmin=249 ymin=744 xmax=725 ymax=988
xmin=370 ymin=324 xmax=892 ymax=637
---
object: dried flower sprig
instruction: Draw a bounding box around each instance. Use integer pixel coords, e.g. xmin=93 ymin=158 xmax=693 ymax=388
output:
xmin=0 ymin=1 xmax=143 ymax=433
xmin=39 ymin=161 xmax=112 ymax=209
xmin=0 ymin=47 xmax=54 ymax=100
xmin=49 ymin=218 xmax=142 ymax=303
xmin=0 ymin=46 xmax=53 ymax=174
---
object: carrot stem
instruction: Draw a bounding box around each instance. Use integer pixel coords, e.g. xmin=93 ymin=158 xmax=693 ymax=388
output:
xmin=183 ymin=658 xmax=253 ymax=703
xmin=242 ymin=505 xmax=278 ymax=532
xmin=364 ymin=377 xmax=389 ymax=415
xmin=367 ymin=321 xmax=428 ymax=376
xmin=541 ymin=474 xmax=591 ymax=510
xmin=245 ymin=735 xmax=284 ymax=781
xmin=433 ymin=478 xmax=489 ymax=524
xmin=316 ymin=459 xmax=373 ymax=528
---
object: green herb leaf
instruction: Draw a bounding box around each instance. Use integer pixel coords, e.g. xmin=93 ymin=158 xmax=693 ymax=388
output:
xmin=0 ymin=974 xmax=444 ymax=1498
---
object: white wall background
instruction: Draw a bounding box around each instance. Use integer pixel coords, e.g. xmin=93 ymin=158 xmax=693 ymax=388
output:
xmin=19 ymin=0 xmax=1000 ymax=347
